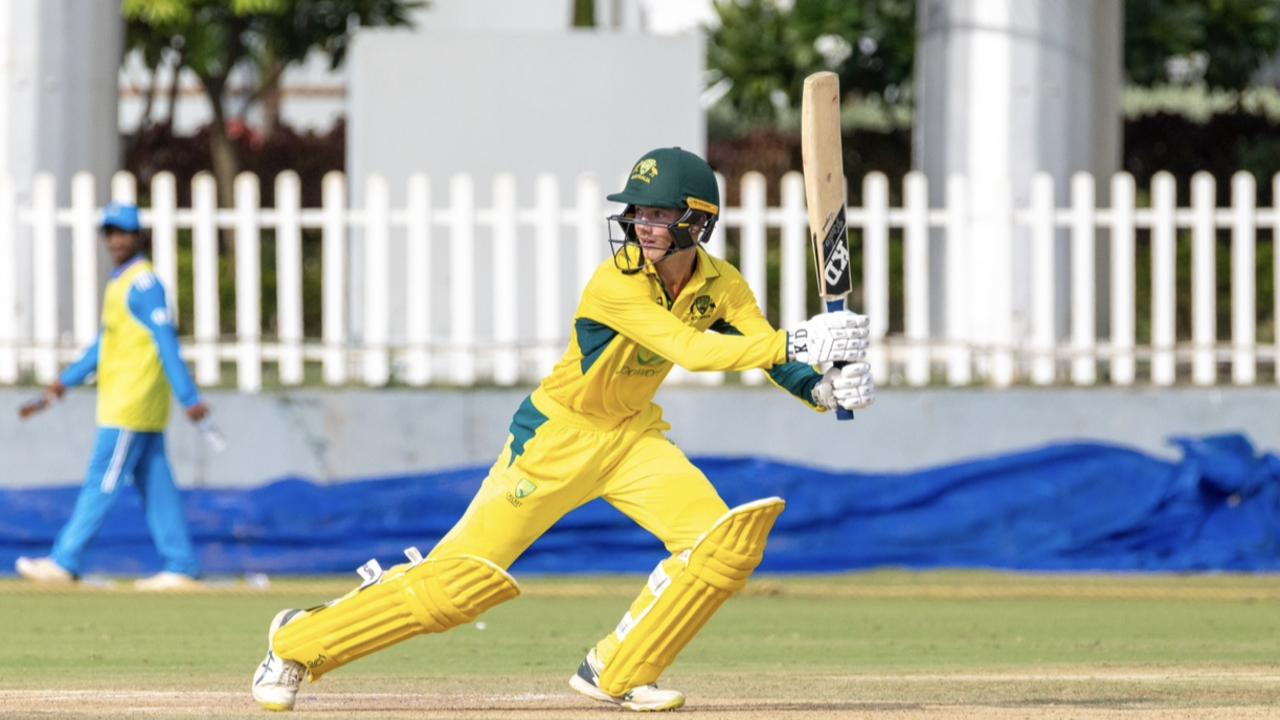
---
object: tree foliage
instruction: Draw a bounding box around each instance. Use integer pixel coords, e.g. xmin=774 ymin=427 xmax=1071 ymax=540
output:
xmin=709 ymin=0 xmax=1280 ymax=126
xmin=1125 ymin=0 xmax=1280 ymax=90
xmin=123 ymin=0 xmax=420 ymax=202
xmin=707 ymin=0 xmax=914 ymax=125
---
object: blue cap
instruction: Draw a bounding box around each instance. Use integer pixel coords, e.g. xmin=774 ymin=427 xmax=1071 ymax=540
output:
xmin=101 ymin=202 xmax=141 ymax=233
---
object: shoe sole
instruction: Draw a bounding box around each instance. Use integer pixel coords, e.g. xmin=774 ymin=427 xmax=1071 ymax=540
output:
xmin=569 ymin=674 xmax=684 ymax=712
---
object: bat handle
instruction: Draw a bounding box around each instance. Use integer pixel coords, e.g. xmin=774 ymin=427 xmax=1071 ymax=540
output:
xmin=825 ymin=298 xmax=855 ymax=422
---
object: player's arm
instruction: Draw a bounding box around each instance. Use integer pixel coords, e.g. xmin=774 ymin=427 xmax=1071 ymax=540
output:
xmin=127 ymin=276 xmax=205 ymax=416
xmin=58 ymin=334 xmax=101 ymax=390
xmin=711 ymin=280 xmax=827 ymax=410
xmin=716 ymin=273 xmax=874 ymax=413
xmin=584 ymin=276 xmax=787 ymax=372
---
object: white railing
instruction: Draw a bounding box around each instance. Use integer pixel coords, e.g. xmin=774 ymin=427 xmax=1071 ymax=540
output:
xmin=0 ymin=169 xmax=1277 ymax=391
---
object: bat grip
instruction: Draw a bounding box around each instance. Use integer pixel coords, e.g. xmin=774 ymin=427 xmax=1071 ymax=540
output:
xmin=825 ymin=298 xmax=855 ymax=422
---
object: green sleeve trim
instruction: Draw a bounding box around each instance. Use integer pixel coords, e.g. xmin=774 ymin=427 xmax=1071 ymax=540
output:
xmin=711 ymin=319 xmax=822 ymax=405
xmin=575 ymin=317 xmax=619 ymax=375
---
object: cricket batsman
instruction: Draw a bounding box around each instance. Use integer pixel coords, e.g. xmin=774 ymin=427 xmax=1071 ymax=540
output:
xmin=15 ymin=202 xmax=210 ymax=591
xmin=252 ymin=148 xmax=874 ymax=711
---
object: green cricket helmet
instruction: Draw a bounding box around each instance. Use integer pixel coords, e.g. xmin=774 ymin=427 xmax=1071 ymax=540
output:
xmin=607 ymin=147 xmax=720 ymax=273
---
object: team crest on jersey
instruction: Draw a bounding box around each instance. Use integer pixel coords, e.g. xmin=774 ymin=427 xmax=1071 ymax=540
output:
xmin=630 ymin=158 xmax=659 ymax=184
xmin=506 ymin=477 xmax=538 ymax=507
xmin=636 ymin=347 xmax=667 ymax=366
xmin=691 ymin=295 xmax=716 ymax=318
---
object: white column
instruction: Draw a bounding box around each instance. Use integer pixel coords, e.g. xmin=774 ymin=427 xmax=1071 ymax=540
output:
xmin=915 ymin=0 xmax=1122 ymax=367
xmin=0 ymin=1 xmax=121 ymax=348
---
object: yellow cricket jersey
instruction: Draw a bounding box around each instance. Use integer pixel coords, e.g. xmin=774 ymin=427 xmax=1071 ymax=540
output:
xmin=98 ymin=261 xmax=172 ymax=429
xmin=537 ymin=247 xmax=823 ymax=422
xmin=59 ymin=258 xmax=201 ymax=431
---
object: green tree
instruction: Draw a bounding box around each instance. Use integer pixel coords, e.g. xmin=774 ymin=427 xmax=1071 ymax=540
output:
xmin=1125 ymin=0 xmax=1280 ymax=90
xmin=707 ymin=0 xmax=915 ymax=125
xmin=123 ymin=0 xmax=421 ymax=204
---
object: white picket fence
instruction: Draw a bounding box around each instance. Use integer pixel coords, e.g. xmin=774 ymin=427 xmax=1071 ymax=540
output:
xmin=0 ymin=169 xmax=1277 ymax=391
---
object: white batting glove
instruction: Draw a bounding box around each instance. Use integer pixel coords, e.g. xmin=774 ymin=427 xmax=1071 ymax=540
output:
xmin=786 ymin=310 xmax=869 ymax=365
xmin=811 ymin=362 xmax=875 ymax=412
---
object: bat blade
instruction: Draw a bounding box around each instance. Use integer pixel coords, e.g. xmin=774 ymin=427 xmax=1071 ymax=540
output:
xmin=801 ymin=71 xmax=854 ymax=303
xmin=801 ymin=71 xmax=856 ymax=420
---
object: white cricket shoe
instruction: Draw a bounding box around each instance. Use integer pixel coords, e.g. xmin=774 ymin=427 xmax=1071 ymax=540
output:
xmin=252 ymin=608 xmax=307 ymax=712
xmin=15 ymin=556 xmax=74 ymax=584
xmin=134 ymin=572 xmax=201 ymax=592
xmin=569 ymin=648 xmax=686 ymax=712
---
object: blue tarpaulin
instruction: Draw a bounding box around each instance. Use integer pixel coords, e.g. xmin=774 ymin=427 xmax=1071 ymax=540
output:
xmin=2 ymin=434 xmax=1278 ymax=576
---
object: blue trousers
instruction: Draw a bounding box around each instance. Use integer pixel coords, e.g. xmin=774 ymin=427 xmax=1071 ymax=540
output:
xmin=51 ymin=428 xmax=200 ymax=577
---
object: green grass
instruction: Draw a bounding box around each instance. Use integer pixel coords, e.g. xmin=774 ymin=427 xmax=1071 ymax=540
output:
xmin=1 ymin=572 xmax=1278 ymax=718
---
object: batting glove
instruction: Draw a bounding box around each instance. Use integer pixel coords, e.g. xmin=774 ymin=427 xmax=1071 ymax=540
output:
xmin=811 ymin=362 xmax=875 ymax=412
xmin=786 ymin=310 xmax=869 ymax=365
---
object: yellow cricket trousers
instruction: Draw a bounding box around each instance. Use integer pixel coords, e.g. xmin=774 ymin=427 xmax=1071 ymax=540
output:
xmin=428 ymin=386 xmax=729 ymax=572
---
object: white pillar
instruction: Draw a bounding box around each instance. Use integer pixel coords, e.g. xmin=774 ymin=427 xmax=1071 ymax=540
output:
xmin=0 ymin=0 xmax=121 ymax=361
xmin=914 ymin=0 xmax=1121 ymax=377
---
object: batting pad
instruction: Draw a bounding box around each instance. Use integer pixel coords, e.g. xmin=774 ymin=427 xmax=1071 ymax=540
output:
xmin=273 ymin=554 xmax=520 ymax=680
xmin=596 ymin=497 xmax=785 ymax=695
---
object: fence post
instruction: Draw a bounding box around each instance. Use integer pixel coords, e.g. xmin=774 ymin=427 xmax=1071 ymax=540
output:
xmin=492 ymin=173 xmax=520 ymax=385
xmin=576 ymin=174 xmax=602 ymax=292
xmin=362 ymin=174 xmax=390 ymax=386
xmin=233 ymin=174 xmax=262 ymax=392
xmin=1029 ymin=173 xmax=1056 ymax=385
xmin=740 ymin=171 xmax=767 ymax=386
xmin=904 ymin=172 xmax=930 ymax=386
xmin=1191 ymin=172 xmax=1216 ymax=385
xmin=322 ymin=172 xmax=347 ymax=385
xmin=151 ymin=172 xmax=179 ymax=320
xmin=0 ymin=175 xmax=15 ymax=383
xmin=70 ymin=173 xmax=98 ymax=350
xmin=1275 ymin=173 xmax=1280 ymax=384
xmin=780 ymin=172 xmax=807 ymax=331
xmin=450 ymin=174 xmax=476 ymax=385
xmin=111 ymin=171 xmax=136 ymax=204
xmin=275 ymin=171 xmax=304 ymax=386
xmin=533 ymin=173 xmax=561 ymax=375
xmin=1110 ymin=173 xmax=1136 ymax=386
xmin=192 ymin=173 xmax=220 ymax=385
xmin=32 ymin=173 xmax=58 ymax=382
xmin=1070 ymin=173 xmax=1096 ymax=385
xmin=1231 ymin=171 xmax=1256 ymax=385
xmin=1151 ymin=172 xmax=1177 ymax=386
xmin=945 ymin=174 xmax=971 ymax=385
xmin=404 ymin=173 xmax=432 ymax=386
xmin=863 ymin=173 xmax=889 ymax=382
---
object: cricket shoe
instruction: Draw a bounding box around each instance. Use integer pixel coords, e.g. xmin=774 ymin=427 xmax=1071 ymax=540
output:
xmin=569 ymin=648 xmax=685 ymax=712
xmin=134 ymin=571 xmax=201 ymax=591
xmin=252 ymin=609 xmax=308 ymax=711
xmin=15 ymin=556 xmax=74 ymax=584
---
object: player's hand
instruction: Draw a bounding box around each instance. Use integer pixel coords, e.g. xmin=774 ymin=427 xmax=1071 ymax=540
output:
xmin=186 ymin=402 xmax=210 ymax=423
xmin=812 ymin=362 xmax=875 ymax=412
xmin=786 ymin=311 xmax=869 ymax=365
xmin=18 ymin=381 xmax=65 ymax=420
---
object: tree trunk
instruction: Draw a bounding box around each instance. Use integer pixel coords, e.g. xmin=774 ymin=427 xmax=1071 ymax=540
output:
xmin=196 ymin=69 xmax=239 ymax=206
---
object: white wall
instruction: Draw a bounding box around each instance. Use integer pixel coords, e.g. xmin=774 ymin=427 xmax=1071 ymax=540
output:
xmin=345 ymin=27 xmax=705 ymax=346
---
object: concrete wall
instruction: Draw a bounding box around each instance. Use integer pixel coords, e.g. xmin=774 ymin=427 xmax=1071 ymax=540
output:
xmin=4 ymin=387 xmax=1276 ymax=488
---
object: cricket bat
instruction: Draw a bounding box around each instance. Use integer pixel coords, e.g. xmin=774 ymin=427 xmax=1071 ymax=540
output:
xmin=801 ymin=71 xmax=856 ymax=421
